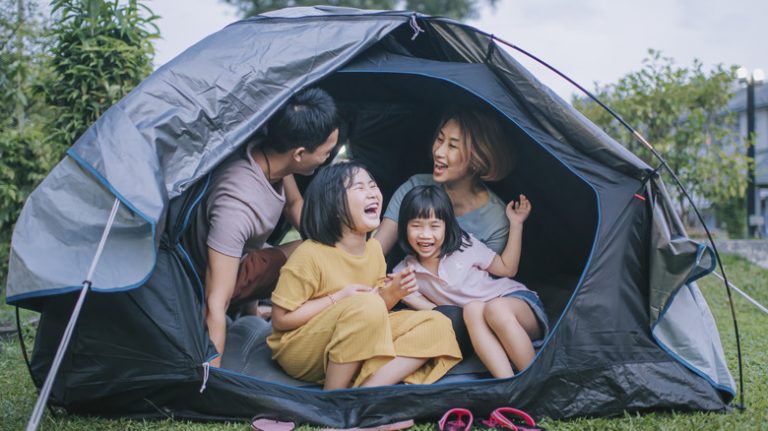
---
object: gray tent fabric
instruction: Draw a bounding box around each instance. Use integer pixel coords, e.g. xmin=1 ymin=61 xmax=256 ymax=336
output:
xmin=5 ymin=6 xmax=735 ymax=426
xmin=7 ymin=9 xmax=408 ymax=302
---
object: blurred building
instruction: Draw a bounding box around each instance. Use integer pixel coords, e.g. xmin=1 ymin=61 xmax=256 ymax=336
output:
xmin=729 ymin=83 xmax=768 ymax=235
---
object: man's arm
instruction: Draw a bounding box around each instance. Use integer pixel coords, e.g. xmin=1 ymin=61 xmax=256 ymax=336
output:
xmin=204 ymin=248 xmax=241 ymax=367
xmin=282 ymin=174 xmax=303 ymax=229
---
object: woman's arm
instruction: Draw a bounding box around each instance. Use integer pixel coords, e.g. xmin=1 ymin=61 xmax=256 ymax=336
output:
xmin=272 ymin=284 xmax=373 ymax=331
xmin=486 ymin=195 xmax=531 ymax=278
xmin=374 ymin=218 xmax=399 ymax=256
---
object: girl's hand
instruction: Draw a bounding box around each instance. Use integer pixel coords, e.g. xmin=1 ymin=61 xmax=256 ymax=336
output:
xmin=506 ymin=194 xmax=532 ymax=225
xmin=335 ymin=284 xmax=373 ymax=301
xmin=381 ymin=264 xmax=418 ymax=303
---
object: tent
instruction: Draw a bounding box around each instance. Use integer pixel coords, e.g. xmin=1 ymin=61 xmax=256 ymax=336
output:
xmin=5 ymin=6 xmax=735 ymax=427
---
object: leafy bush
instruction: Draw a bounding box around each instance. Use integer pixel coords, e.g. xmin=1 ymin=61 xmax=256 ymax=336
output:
xmin=43 ymin=0 xmax=159 ymax=152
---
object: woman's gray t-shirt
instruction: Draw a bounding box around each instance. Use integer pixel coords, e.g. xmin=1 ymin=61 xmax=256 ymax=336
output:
xmin=383 ymin=174 xmax=510 ymax=253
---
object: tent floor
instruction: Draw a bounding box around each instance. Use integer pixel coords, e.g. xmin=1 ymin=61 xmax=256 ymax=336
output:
xmin=221 ymin=315 xmax=493 ymax=387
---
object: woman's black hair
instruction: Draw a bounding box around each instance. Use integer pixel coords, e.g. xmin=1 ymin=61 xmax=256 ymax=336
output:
xmin=397 ymin=185 xmax=470 ymax=257
xmin=300 ymin=161 xmax=375 ymax=246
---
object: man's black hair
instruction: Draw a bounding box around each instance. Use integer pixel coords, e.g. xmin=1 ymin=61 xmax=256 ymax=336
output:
xmin=265 ymin=87 xmax=339 ymax=154
xmin=397 ymin=185 xmax=470 ymax=257
xmin=300 ymin=161 xmax=375 ymax=246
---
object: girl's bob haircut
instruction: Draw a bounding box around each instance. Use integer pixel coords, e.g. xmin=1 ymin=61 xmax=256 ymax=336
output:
xmin=398 ymin=185 xmax=470 ymax=257
xmin=435 ymin=106 xmax=515 ymax=182
xmin=300 ymin=161 xmax=376 ymax=246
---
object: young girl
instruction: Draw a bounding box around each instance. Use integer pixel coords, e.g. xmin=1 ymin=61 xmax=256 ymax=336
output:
xmin=393 ymin=185 xmax=548 ymax=378
xmin=267 ymin=162 xmax=462 ymax=389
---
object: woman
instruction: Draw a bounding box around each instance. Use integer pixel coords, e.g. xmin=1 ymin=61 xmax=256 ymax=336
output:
xmin=375 ymin=107 xmax=516 ymax=357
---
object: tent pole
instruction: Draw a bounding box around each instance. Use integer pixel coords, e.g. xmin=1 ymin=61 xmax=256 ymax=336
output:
xmin=25 ymin=198 xmax=122 ymax=431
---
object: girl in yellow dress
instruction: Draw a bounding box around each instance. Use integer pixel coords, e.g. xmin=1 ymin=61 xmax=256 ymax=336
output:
xmin=267 ymin=161 xmax=462 ymax=389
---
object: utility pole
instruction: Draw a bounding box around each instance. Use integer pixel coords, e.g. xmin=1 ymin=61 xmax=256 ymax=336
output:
xmin=738 ymin=67 xmax=765 ymax=237
xmin=15 ymin=0 xmax=26 ymax=133
xmin=747 ymin=78 xmax=756 ymax=237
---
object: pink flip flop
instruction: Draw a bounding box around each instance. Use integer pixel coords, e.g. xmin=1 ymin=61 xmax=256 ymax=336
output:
xmin=482 ymin=407 xmax=545 ymax=431
xmin=438 ymin=408 xmax=473 ymax=431
xmin=251 ymin=417 xmax=296 ymax=431
xmin=320 ymin=418 xmax=415 ymax=431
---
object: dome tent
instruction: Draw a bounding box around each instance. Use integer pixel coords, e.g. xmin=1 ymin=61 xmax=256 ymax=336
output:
xmin=6 ymin=6 xmax=735 ymax=427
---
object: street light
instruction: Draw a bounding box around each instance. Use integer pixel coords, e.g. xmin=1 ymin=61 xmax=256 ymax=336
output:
xmin=737 ymin=67 xmax=764 ymax=237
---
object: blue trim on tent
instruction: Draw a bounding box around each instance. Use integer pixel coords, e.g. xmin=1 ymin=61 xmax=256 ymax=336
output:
xmin=209 ymin=361 xmax=521 ymax=393
xmin=67 ymin=149 xmax=157 ymax=231
xmin=656 ymin=243 xmax=718 ymax=322
xmin=178 ymin=244 xmax=205 ymax=307
xmin=336 ymin=67 xmax=603 ymax=362
xmin=685 ymin=243 xmax=717 ymax=285
xmin=651 ymin=247 xmax=735 ymax=398
xmin=174 ymin=173 xmax=212 ymax=245
xmin=6 ymin=152 xmax=160 ymax=305
xmin=652 ymin=315 xmax=737 ymax=397
xmin=172 ymin=172 xmax=212 ymax=307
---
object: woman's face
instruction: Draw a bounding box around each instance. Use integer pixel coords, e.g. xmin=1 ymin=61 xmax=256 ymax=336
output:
xmin=345 ymin=168 xmax=383 ymax=234
xmin=432 ymin=118 xmax=471 ymax=184
xmin=406 ymin=213 xmax=446 ymax=262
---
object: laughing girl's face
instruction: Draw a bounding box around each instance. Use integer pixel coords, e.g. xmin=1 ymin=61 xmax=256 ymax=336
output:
xmin=345 ymin=168 xmax=383 ymax=234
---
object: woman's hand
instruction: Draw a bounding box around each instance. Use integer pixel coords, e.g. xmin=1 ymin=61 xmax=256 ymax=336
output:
xmin=506 ymin=194 xmax=532 ymax=225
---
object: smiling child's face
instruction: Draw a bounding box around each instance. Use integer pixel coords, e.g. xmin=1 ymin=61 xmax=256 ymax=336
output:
xmin=345 ymin=168 xmax=383 ymax=234
xmin=406 ymin=213 xmax=446 ymax=262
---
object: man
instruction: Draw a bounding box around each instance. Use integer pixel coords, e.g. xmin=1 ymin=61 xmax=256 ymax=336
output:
xmin=186 ymin=88 xmax=339 ymax=367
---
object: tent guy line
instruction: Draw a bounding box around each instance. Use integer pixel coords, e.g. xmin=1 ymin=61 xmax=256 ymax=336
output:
xmin=711 ymin=272 xmax=768 ymax=316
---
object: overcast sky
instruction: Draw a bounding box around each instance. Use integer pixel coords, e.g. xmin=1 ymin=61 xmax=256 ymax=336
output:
xmin=151 ymin=0 xmax=767 ymax=101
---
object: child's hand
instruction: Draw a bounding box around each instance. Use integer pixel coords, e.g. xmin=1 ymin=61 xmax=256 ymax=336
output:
xmin=506 ymin=194 xmax=531 ymax=225
xmin=381 ymin=264 xmax=418 ymax=303
xmin=335 ymin=284 xmax=373 ymax=301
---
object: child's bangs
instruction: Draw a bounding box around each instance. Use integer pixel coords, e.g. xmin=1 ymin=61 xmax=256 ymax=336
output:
xmin=341 ymin=164 xmax=377 ymax=189
xmin=403 ymin=191 xmax=452 ymax=224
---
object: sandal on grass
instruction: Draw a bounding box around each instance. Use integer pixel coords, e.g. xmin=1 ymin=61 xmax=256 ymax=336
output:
xmin=320 ymin=418 xmax=415 ymax=431
xmin=438 ymin=408 xmax=473 ymax=431
xmin=251 ymin=417 xmax=295 ymax=431
xmin=481 ymin=407 xmax=545 ymax=431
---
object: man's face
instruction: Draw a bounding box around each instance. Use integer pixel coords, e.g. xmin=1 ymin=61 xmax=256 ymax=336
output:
xmin=294 ymin=128 xmax=339 ymax=176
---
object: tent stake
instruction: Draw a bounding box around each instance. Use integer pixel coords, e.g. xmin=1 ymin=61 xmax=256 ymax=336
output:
xmin=26 ymin=197 xmax=121 ymax=431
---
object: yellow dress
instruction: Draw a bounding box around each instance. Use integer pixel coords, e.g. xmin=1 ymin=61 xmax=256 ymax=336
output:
xmin=267 ymin=238 xmax=462 ymax=386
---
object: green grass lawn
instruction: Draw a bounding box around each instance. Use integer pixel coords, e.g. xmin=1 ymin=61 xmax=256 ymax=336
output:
xmin=2 ymin=254 xmax=767 ymax=431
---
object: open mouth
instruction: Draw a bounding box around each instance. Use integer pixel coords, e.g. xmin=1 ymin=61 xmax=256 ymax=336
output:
xmin=433 ymin=161 xmax=447 ymax=175
xmin=364 ymin=202 xmax=380 ymax=217
xmin=415 ymin=241 xmax=435 ymax=253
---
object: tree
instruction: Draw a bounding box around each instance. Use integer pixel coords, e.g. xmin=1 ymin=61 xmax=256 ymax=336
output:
xmin=0 ymin=0 xmax=53 ymax=284
xmin=572 ymin=49 xmax=748 ymax=236
xmin=221 ymin=0 xmax=497 ymax=20
xmin=43 ymin=0 xmax=160 ymax=153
